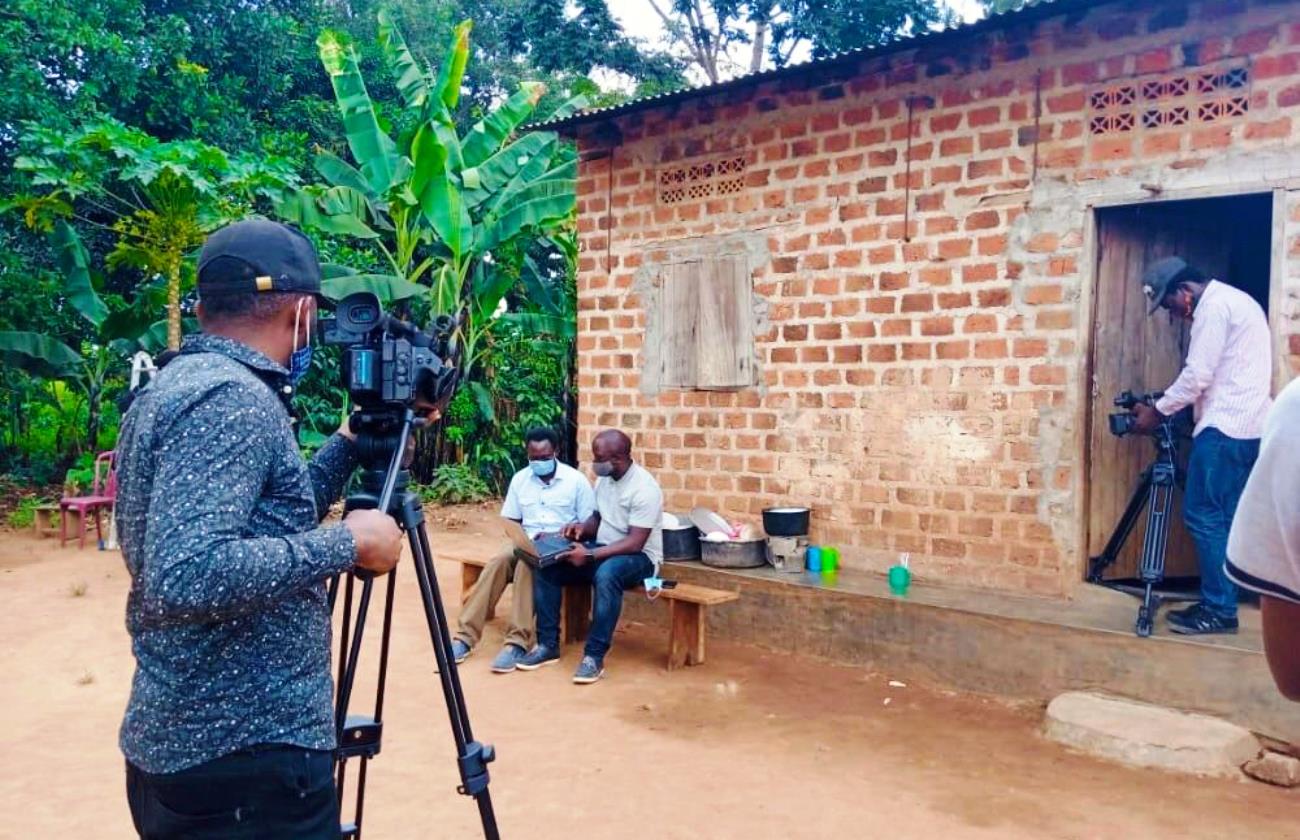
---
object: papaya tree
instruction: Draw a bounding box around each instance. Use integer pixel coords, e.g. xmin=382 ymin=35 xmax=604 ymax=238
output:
xmin=276 ymin=10 xmax=586 ymax=378
xmin=8 ymin=118 xmax=296 ymax=349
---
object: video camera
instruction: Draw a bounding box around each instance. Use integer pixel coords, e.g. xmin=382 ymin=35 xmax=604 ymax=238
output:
xmin=1107 ymin=390 xmax=1164 ymax=437
xmin=321 ymin=292 xmax=461 ymax=413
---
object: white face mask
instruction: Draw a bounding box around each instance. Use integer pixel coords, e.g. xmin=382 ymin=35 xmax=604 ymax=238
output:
xmin=288 ymin=297 xmax=314 ymax=385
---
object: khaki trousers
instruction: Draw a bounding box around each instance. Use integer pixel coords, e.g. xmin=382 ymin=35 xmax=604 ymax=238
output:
xmin=454 ymin=543 xmax=535 ymax=650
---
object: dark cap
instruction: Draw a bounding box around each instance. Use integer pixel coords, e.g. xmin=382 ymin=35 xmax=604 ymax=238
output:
xmin=1141 ymin=256 xmax=1190 ymax=315
xmin=197 ymin=219 xmax=322 ymax=298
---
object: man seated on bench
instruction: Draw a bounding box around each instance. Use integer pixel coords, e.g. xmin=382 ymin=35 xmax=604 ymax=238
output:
xmin=517 ymin=429 xmax=664 ymax=685
xmin=451 ymin=427 xmax=595 ymax=673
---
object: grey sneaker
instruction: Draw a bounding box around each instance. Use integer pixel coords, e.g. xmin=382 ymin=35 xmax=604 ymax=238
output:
xmin=451 ymin=639 xmax=472 ymax=664
xmin=515 ymin=644 xmax=560 ymax=671
xmin=572 ymin=655 xmax=604 ymax=684
xmin=490 ymin=644 xmax=528 ymax=674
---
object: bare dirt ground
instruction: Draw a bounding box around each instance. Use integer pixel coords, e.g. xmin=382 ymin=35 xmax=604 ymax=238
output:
xmin=1 ymin=506 xmax=1295 ymax=839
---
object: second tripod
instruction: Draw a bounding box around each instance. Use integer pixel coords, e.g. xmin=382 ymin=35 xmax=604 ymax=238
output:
xmin=1088 ymin=421 xmax=1182 ymax=637
xmin=328 ymin=409 xmax=498 ymax=839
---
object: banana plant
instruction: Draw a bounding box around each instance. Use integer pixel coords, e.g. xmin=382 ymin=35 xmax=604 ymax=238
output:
xmin=276 ymin=10 xmax=586 ymax=377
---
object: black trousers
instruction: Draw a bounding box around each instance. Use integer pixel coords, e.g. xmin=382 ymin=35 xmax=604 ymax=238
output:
xmin=126 ymin=744 xmax=339 ymax=839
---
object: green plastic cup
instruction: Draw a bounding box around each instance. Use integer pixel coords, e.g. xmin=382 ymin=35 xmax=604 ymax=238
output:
xmin=822 ymin=546 xmax=839 ymax=573
xmin=888 ymin=564 xmax=911 ymax=594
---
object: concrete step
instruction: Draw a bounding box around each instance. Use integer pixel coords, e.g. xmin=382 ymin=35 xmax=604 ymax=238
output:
xmin=1045 ymin=691 xmax=1260 ymax=777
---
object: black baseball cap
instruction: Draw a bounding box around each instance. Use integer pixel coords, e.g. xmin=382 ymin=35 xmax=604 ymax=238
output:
xmin=197 ymin=219 xmax=322 ymax=298
xmin=1141 ymin=256 xmax=1190 ymax=315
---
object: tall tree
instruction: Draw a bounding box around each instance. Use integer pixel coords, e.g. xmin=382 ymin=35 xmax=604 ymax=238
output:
xmin=647 ymin=0 xmax=955 ymax=83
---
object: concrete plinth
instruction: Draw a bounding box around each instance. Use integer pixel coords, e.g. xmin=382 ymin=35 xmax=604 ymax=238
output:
xmin=1044 ymin=692 xmax=1260 ymax=777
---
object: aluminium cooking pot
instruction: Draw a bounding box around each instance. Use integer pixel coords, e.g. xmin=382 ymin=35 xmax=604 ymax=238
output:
xmin=762 ymin=506 xmax=810 ymax=537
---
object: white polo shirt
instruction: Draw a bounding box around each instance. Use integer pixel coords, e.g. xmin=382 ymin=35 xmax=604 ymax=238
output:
xmin=594 ymin=462 xmax=664 ymax=570
xmin=500 ymin=462 xmax=595 ymax=538
xmin=1226 ymin=378 xmax=1300 ymax=602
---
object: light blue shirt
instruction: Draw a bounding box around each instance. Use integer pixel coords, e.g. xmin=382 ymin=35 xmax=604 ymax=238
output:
xmin=500 ymin=461 xmax=595 ymax=538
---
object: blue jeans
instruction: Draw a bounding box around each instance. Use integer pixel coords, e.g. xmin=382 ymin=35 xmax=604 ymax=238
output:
xmin=534 ymin=550 xmax=655 ymax=660
xmin=1183 ymin=427 xmax=1260 ymax=619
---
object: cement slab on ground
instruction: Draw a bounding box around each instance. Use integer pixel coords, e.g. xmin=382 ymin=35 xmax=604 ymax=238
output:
xmin=1045 ymin=692 xmax=1260 ymax=777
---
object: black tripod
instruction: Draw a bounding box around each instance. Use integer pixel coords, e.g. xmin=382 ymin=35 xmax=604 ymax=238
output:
xmin=1087 ymin=421 xmax=1182 ymax=637
xmin=328 ymin=408 xmax=498 ymax=839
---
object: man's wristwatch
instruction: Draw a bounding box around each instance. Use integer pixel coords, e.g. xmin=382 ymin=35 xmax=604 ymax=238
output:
xmin=586 ymin=549 xmax=596 ymax=563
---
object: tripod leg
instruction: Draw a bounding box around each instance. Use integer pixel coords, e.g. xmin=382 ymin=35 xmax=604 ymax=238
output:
xmin=1135 ymin=462 xmax=1177 ymax=637
xmin=1088 ymin=469 xmax=1153 ymax=582
xmin=403 ymin=514 xmax=499 ymax=840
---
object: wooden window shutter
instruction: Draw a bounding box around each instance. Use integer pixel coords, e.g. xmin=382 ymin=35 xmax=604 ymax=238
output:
xmin=659 ymin=260 xmax=699 ymax=388
xmin=695 ymin=254 xmax=753 ymax=389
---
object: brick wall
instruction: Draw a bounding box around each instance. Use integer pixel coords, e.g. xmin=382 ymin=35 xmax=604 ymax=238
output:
xmin=570 ymin=0 xmax=1300 ymax=597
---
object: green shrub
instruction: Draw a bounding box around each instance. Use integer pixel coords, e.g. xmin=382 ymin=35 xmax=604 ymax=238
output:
xmin=6 ymin=496 xmax=52 ymax=530
xmin=416 ymin=464 xmax=493 ymax=505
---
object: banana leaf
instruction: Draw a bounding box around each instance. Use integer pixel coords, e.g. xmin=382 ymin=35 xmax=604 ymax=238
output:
xmin=313 ymin=151 xmax=378 ymax=203
xmin=519 ymin=253 xmax=561 ymax=314
xmin=462 ymin=133 xmax=557 ymax=210
xmin=499 ymin=311 xmax=574 ymax=339
xmin=321 ymin=272 xmax=427 ymax=303
xmin=434 ymin=21 xmax=472 ymax=111
xmin=469 ymin=380 xmax=494 ymax=422
xmin=275 ymin=188 xmax=380 ymax=239
xmin=0 ymin=331 xmax=83 ymax=379
xmin=318 ymin=30 xmax=396 ymax=195
xmin=478 ymin=176 xmax=576 ymax=251
xmin=412 ymin=126 xmax=472 ymax=259
xmin=475 ymin=136 xmax=564 ymax=216
xmin=377 ymin=8 xmax=431 ymax=111
xmin=52 ymin=221 xmax=108 ymax=328
xmin=461 ymin=83 xmax=545 ymax=168
xmin=542 ymin=94 xmax=591 ymax=124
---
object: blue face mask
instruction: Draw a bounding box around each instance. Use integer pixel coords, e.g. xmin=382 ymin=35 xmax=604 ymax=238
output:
xmin=288 ymin=297 xmax=314 ymax=386
xmin=529 ymin=458 xmax=556 ymax=478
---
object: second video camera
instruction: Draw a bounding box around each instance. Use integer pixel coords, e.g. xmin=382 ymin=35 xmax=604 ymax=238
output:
xmin=321 ymin=292 xmax=461 ymax=413
xmin=1107 ymin=390 xmax=1164 ymax=437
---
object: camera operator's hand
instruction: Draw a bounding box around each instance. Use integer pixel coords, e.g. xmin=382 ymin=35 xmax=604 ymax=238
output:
xmin=1131 ymin=402 xmax=1164 ymax=434
xmin=345 ymin=509 xmax=403 ymax=575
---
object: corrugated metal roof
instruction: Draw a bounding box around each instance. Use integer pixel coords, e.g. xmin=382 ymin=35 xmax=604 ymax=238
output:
xmin=535 ymin=0 xmax=1098 ymax=132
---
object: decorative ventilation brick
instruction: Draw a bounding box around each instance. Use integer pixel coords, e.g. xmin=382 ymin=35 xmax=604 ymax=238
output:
xmin=1087 ymin=63 xmax=1250 ymax=137
xmin=658 ymin=154 xmax=748 ymax=204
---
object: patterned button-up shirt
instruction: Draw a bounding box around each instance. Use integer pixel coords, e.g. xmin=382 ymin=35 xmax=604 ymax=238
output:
xmin=115 ymin=333 xmax=357 ymax=773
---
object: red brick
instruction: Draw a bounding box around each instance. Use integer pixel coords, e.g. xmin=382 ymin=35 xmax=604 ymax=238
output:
xmin=1245 ymin=118 xmax=1291 ymax=141
xmin=901 ymin=293 xmax=934 ymax=312
xmin=940 ymin=136 xmax=975 ymax=157
xmin=921 ymin=316 xmax=955 ymax=336
xmin=868 ymin=344 xmax=898 ymax=362
xmin=834 ymin=345 xmax=863 ymax=363
xmin=964 ymin=314 xmax=998 ymax=333
xmin=965 ymin=210 xmax=1000 ymax=230
xmin=968 ymin=106 xmax=1001 ymax=127
xmin=1279 ymin=84 xmax=1300 ymax=109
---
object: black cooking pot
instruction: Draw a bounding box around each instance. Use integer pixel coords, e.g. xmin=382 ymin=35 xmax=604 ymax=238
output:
xmin=762 ymin=506 xmax=810 ymax=537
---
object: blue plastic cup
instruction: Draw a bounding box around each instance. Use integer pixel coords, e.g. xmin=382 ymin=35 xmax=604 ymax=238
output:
xmin=807 ymin=546 xmax=822 ymax=573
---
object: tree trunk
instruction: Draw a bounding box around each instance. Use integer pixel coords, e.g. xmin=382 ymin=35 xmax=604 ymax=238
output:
xmin=750 ymin=20 xmax=768 ymax=73
xmin=167 ymin=254 xmax=183 ymax=350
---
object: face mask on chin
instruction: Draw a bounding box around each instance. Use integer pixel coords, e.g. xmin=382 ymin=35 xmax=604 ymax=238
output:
xmin=592 ymin=461 xmax=615 ymax=478
xmin=288 ymin=297 xmax=314 ymax=386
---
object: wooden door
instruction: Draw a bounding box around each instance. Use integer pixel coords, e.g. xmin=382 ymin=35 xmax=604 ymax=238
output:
xmin=1087 ymin=203 xmax=1231 ymax=580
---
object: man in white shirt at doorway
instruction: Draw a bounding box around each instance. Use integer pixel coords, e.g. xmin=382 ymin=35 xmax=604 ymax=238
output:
xmin=451 ymin=427 xmax=595 ymax=673
xmin=1131 ymin=256 xmax=1272 ymax=635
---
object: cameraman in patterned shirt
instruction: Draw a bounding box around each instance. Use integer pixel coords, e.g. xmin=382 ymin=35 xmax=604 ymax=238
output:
xmin=115 ymin=220 xmax=402 ymax=839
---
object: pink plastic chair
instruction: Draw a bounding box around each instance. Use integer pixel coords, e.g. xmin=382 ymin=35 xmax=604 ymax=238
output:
xmin=60 ymin=451 xmax=117 ymax=549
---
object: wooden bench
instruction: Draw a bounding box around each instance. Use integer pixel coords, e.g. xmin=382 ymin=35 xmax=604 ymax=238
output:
xmin=449 ymin=553 xmax=739 ymax=670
